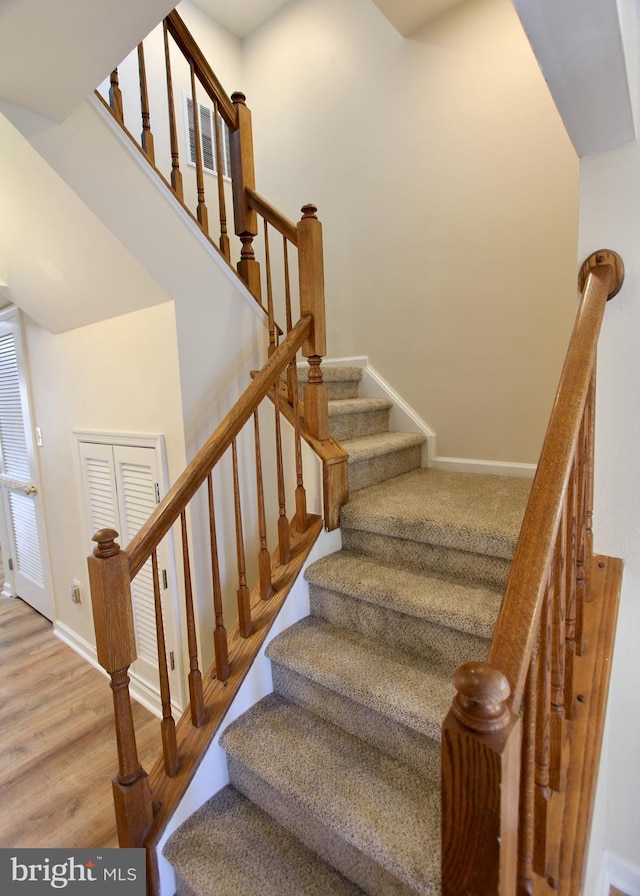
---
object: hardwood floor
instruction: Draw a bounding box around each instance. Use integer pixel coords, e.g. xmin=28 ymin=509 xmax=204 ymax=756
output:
xmin=0 ymin=597 xmax=160 ymax=848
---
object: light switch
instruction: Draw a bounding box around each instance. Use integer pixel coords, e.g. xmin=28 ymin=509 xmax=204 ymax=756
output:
xmin=35 ymin=427 xmax=43 ymax=447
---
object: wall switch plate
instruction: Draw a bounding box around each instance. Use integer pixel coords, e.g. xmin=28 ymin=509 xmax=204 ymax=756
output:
xmin=70 ymin=580 xmax=81 ymax=603
xmin=35 ymin=427 xmax=43 ymax=447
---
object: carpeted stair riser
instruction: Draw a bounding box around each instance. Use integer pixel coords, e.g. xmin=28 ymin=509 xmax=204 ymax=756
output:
xmin=309 ymin=583 xmax=491 ymax=665
xmin=295 ymin=364 xmax=363 ymax=401
xmin=342 ymin=528 xmax=513 ymax=588
xmin=328 ymin=398 xmax=392 ymax=441
xmin=165 ymin=786 xmax=366 ymax=896
xmin=348 ymin=444 xmax=423 ymax=492
xmin=221 ymin=694 xmax=441 ymax=896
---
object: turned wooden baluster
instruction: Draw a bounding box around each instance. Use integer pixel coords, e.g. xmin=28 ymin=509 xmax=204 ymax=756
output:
xmin=87 ymin=528 xmax=153 ymax=847
xmin=213 ymin=100 xmax=231 ymax=261
xmin=189 ymin=63 xmax=209 ymax=234
xmin=180 ymin=510 xmax=205 ymax=725
xmin=207 ymin=473 xmax=229 ymax=681
xmin=534 ymin=583 xmax=552 ymax=878
xmin=137 ymin=43 xmax=155 ymax=164
xmin=549 ymin=517 xmax=566 ymax=793
xmin=518 ymin=649 xmax=537 ymax=896
xmin=232 ymin=439 xmax=253 ymax=636
xmin=163 ymin=21 xmax=184 ymax=201
xmin=253 ymin=411 xmax=274 ymax=601
xmin=584 ymin=369 xmax=596 ymax=606
xmin=230 ymin=92 xmax=261 ymax=301
xmin=263 ymin=220 xmax=277 ymax=355
xmin=151 ymin=550 xmax=178 ymax=777
xmin=273 ymin=384 xmax=292 ymax=565
xmin=565 ymin=455 xmax=579 ymax=720
xmin=109 ymin=69 xmax=124 ymax=125
xmin=298 ymin=204 xmax=329 ymax=441
xmin=289 ymin=360 xmax=308 ymax=533
xmin=442 ymin=662 xmax=521 ymax=895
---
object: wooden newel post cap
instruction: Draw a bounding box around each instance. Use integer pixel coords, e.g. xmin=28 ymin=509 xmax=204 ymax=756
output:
xmin=92 ymin=528 xmax=121 ymax=559
xmin=301 ymin=203 xmax=318 ymax=220
xmin=452 ymin=661 xmax=512 ymax=733
xmin=231 ymin=91 xmax=247 ymax=105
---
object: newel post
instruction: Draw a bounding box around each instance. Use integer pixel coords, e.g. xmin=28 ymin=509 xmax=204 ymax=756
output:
xmin=230 ymin=92 xmax=261 ymax=302
xmin=442 ymin=662 xmax=521 ymax=896
xmin=87 ymin=528 xmax=153 ymax=847
xmin=298 ymin=203 xmax=330 ymax=442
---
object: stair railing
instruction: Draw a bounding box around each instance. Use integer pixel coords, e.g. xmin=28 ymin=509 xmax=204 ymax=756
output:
xmin=97 ymin=7 xmax=348 ymax=527
xmin=441 ymin=250 xmax=624 ymax=895
xmin=88 ymin=310 xmax=326 ymax=862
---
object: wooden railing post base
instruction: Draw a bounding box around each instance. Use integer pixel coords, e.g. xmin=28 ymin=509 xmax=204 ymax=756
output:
xmin=112 ymin=772 xmax=154 ymax=848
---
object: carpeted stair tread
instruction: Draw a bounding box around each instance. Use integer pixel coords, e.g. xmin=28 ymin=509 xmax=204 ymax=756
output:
xmin=341 ymin=467 xmax=530 ymax=560
xmin=342 ymin=430 xmax=426 ymax=463
xmin=267 ymin=616 xmax=459 ymax=743
xmin=305 ymin=550 xmax=501 ymax=640
xmin=296 ymin=364 xmax=363 ymax=384
xmin=328 ymin=396 xmax=393 ymax=417
xmin=221 ymin=694 xmax=441 ymax=896
xmin=163 ymin=786 xmax=366 ymax=896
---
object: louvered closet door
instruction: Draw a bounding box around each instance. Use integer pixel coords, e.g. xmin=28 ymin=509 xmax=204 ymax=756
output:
xmin=0 ymin=310 xmax=52 ymax=619
xmin=79 ymin=440 xmax=184 ymax=710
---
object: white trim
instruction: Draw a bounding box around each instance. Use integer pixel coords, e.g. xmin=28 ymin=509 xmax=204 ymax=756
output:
xmin=598 ymin=851 xmax=640 ymax=896
xmin=431 ymin=456 xmax=537 ymax=479
xmin=323 ymin=356 xmax=536 ymax=478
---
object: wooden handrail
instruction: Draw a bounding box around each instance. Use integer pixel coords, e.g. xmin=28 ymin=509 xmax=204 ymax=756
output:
xmin=246 ymin=188 xmax=298 ymax=245
xmin=127 ymin=314 xmax=312 ymax=579
xmin=164 ymin=9 xmax=237 ymax=128
xmin=487 ymin=250 xmax=624 ymax=711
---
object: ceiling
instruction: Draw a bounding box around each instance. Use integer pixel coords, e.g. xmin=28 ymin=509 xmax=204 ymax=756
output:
xmin=190 ymin=0 xmax=465 ymax=38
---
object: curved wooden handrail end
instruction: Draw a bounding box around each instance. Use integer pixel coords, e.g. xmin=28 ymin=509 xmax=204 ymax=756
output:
xmin=578 ymin=249 xmax=624 ymax=300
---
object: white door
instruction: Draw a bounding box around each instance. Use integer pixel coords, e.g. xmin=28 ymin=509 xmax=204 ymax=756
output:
xmin=0 ymin=308 xmax=52 ymax=619
xmin=78 ymin=438 xmax=185 ymax=711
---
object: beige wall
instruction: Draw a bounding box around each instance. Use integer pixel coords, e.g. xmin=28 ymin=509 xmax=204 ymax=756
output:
xmin=242 ymin=0 xmax=579 ymax=463
xmin=23 ymin=302 xmax=186 ymax=647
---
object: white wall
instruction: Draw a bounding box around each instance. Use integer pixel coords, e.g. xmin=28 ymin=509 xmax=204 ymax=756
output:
xmin=578 ymin=138 xmax=640 ymax=892
xmin=242 ymin=0 xmax=579 ymax=463
xmin=23 ymin=302 xmax=187 ymax=648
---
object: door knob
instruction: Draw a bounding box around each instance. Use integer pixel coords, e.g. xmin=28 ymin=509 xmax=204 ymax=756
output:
xmin=24 ymin=485 xmax=37 ymax=496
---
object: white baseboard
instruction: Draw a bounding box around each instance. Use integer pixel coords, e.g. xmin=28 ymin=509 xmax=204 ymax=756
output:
xmin=599 ymin=851 xmax=640 ymax=896
xmin=54 ymin=619 xmax=166 ymax=719
xmin=323 ymin=356 xmax=536 ymax=478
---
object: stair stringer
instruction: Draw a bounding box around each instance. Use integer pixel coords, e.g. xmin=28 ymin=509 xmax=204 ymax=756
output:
xmin=153 ymin=525 xmax=342 ymax=896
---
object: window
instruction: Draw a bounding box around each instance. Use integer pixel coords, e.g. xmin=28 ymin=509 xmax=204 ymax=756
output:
xmin=184 ymin=94 xmax=231 ymax=179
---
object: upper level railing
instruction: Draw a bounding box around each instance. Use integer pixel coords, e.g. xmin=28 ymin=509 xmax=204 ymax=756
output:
xmin=441 ymin=250 xmax=625 ymax=895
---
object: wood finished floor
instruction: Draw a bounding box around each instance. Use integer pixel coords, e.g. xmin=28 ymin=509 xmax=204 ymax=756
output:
xmin=0 ymin=597 xmax=159 ymax=848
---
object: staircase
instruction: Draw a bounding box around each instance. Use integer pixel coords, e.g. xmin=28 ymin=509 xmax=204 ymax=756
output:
xmin=164 ymin=366 xmax=531 ymax=896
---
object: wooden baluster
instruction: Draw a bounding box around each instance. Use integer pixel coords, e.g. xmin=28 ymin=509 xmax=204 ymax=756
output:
xmin=533 ymin=582 xmax=552 ymax=878
xmin=584 ymin=368 xmax=596 ymax=605
xmin=230 ymin=92 xmax=261 ymax=302
xmin=518 ymin=649 xmax=537 ymax=896
xmin=207 ymin=473 xmax=229 ymax=682
xmin=565 ymin=454 xmax=579 ymax=720
xmin=180 ymin=510 xmax=205 ymax=726
xmin=163 ymin=20 xmax=184 ymax=201
xmin=273 ymin=384 xmax=292 ymax=565
xmin=151 ymin=550 xmax=178 ymax=777
xmin=109 ymin=69 xmax=124 ymax=125
xmin=284 ymin=237 xmax=293 ymax=335
xmin=263 ymin=220 xmax=276 ymax=356
xmin=253 ymin=412 xmax=273 ymax=601
xmin=213 ymin=100 xmax=231 ymax=261
xmin=137 ymin=43 xmax=155 ymax=164
xmin=232 ymin=439 xmax=253 ymax=637
xmin=298 ymin=204 xmax=329 ymax=441
xmin=189 ymin=62 xmax=209 ymax=234
xmin=87 ymin=529 xmax=153 ymax=847
xmin=442 ymin=662 xmax=521 ymax=895
xmin=289 ymin=360 xmax=308 ymax=533
xmin=549 ymin=518 xmax=566 ymax=793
